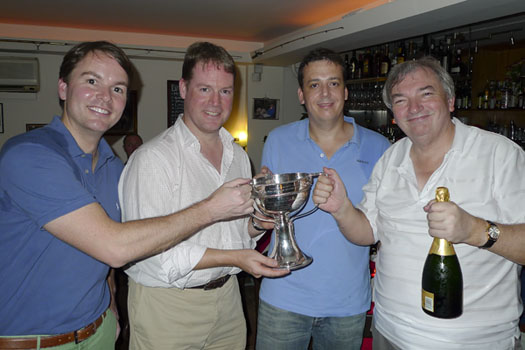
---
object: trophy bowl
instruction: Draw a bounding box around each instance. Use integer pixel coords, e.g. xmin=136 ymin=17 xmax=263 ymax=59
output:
xmin=251 ymin=172 xmax=322 ymax=270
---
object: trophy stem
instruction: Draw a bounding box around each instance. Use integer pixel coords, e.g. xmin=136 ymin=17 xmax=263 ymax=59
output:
xmin=268 ymin=214 xmax=312 ymax=271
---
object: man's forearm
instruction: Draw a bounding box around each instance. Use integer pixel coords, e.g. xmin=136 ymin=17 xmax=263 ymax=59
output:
xmin=470 ymin=219 xmax=525 ymax=265
xmin=332 ymin=201 xmax=375 ymax=246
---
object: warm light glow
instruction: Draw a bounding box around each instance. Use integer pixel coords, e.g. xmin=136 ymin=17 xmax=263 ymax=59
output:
xmin=238 ymin=131 xmax=247 ymax=143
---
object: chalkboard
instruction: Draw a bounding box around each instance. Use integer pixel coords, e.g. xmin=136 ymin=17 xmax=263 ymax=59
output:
xmin=167 ymin=80 xmax=184 ymax=128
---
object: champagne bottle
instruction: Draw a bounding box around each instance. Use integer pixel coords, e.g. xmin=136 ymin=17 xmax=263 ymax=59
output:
xmin=421 ymin=187 xmax=463 ymax=319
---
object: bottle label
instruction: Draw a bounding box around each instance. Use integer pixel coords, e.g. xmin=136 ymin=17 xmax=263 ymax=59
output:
xmin=380 ymin=62 xmax=389 ymax=75
xmin=422 ymin=289 xmax=434 ymax=312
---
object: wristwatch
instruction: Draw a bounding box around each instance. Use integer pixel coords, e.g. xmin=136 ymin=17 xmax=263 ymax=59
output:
xmin=480 ymin=220 xmax=500 ymax=249
xmin=250 ymin=217 xmax=267 ymax=232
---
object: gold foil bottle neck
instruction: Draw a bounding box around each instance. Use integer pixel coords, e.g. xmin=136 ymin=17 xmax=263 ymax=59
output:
xmin=429 ymin=237 xmax=456 ymax=256
xmin=436 ymin=187 xmax=450 ymax=202
xmin=430 ymin=186 xmax=455 ymax=255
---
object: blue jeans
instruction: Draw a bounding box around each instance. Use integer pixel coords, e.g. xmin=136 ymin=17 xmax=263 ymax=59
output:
xmin=256 ymin=300 xmax=366 ymax=350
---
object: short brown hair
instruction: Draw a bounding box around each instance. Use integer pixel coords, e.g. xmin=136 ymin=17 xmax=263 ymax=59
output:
xmin=182 ymin=42 xmax=235 ymax=82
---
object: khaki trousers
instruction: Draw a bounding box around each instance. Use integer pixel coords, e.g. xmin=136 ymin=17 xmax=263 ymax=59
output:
xmin=128 ymin=275 xmax=246 ymax=350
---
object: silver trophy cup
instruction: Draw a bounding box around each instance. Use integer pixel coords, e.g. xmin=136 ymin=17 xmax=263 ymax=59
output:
xmin=251 ymin=172 xmax=323 ymax=270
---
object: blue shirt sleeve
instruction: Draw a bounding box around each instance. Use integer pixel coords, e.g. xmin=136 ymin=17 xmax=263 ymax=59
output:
xmin=0 ymin=141 xmax=95 ymax=228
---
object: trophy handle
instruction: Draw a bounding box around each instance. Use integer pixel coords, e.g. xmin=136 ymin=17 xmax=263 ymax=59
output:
xmin=250 ymin=205 xmax=274 ymax=223
xmin=289 ymin=171 xmax=324 ymax=222
xmin=291 ymin=204 xmax=319 ymax=222
xmin=308 ymin=172 xmax=325 ymax=178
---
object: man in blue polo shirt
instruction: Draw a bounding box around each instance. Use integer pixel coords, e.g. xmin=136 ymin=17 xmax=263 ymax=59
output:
xmin=255 ymin=48 xmax=391 ymax=350
xmin=0 ymin=41 xmax=279 ymax=349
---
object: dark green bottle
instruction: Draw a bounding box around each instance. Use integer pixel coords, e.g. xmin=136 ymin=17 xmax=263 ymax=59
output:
xmin=421 ymin=187 xmax=463 ymax=319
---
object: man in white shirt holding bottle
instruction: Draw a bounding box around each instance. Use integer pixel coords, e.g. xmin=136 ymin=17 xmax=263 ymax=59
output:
xmin=313 ymin=56 xmax=525 ymax=349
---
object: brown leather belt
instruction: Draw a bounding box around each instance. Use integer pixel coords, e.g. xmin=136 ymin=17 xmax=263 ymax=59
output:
xmin=0 ymin=310 xmax=107 ymax=349
xmin=189 ymin=275 xmax=231 ymax=291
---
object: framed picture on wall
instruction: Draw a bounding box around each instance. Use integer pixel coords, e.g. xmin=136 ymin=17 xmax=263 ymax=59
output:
xmin=26 ymin=123 xmax=46 ymax=132
xmin=105 ymin=90 xmax=138 ymax=135
xmin=253 ymin=98 xmax=279 ymax=120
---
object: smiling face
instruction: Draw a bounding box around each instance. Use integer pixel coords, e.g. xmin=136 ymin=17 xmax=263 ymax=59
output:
xmin=58 ymin=51 xmax=128 ymax=141
xmin=298 ymin=60 xmax=347 ymax=124
xmin=179 ymin=62 xmax=234 ymax=138
xmin=390 ymin=67 xmax=454 ymax=145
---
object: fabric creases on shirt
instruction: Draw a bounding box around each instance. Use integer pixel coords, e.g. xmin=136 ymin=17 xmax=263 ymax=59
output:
xmin=358 ymin=118 xmax=525 ymax=349
xmin=119 ymin=117 xmax=255 ymax=289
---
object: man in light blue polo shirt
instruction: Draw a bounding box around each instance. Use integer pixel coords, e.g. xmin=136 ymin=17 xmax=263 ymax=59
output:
xmin=256 ymin=48 xmax=390 ymax=350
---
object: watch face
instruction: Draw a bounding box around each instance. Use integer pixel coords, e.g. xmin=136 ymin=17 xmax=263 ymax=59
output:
xmin=488 ymin=225 xmax=500 ymax=239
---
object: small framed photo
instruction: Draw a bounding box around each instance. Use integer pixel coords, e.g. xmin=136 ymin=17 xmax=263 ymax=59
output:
xmin=0 ymin=103 xmax=3 ymax=133
xmin=106 ymin=90 xmax=138 ymax=135
xmin=26 ymin=123 xmax=46 ymax=132
xmin=253 ymin=98 xmax=279 ymax=120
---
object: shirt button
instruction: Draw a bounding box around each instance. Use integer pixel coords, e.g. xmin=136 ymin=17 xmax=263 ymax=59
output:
xmin=85 ymin=169 xmax=89 ymax=174
xmin=320 ymin=153 xmax=325 ymax=158
xmin=81 ymin=154 xmax=86 ymax=158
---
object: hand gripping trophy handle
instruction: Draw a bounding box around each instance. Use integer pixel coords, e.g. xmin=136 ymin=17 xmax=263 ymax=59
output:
xmin=250 ymin=172 xmax=324 ymax=270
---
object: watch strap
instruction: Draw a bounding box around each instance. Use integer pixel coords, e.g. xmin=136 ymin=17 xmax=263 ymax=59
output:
xmin=250 ymin=217 xmax=267 ymax=232
xmin=480 ymin=220 xmax=498 ymax=249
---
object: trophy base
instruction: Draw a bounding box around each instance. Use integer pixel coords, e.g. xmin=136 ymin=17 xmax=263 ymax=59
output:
xmin=274 ymin=255 xmax=313 ymax=271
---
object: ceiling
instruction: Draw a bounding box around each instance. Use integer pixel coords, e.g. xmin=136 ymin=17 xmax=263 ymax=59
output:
xmin=1 ymin=0 xmax=525 ymax=65
xmin=0 ymin=0 xmax=375 ymax=42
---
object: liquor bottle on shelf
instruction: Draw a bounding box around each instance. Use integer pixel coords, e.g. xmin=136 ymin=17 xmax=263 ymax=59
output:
xmin=373 ymin=48 xmax=383 ymax=78
xmin=362 ymin=48 xmax=373 ymax=78
xmin=455 ymin=85 xmax=463 ymax=110
xmin=418 ymin=35 xmax=430 ymax=59
xmin=450 ymin=49 xmax=465 ymax=76
xmin=441 ymin=37 xmax=452 ymax=72
xmin=477 ymin=91 xmax=483 ymax=110
xmin=518 ymin=87 xmax=524 ymax=109
xmin=467 ymin=49 xmax=474 ymax=78
xmin=500 ymin=81 xmax=510 ymax=110
xmin=356 ymin=53 xmax=363 ymax=79
xmin=483 ymin=87 xmax=490 ymax=110
xmin=421 ymin=187 xmax=463 ymax=319
xmin=349 ymin=51 xmax=358 ymax=80
xmin=407 ymin=41 xmax=414 ymax=61
xmin=464 ymin=81 xmax=472 ymax=109
xmin=344 ymin=54 xmax=350 ymax=79
xmin=396 ymin=42 xmax=406 ymax=65
xmin=510 ymin=82 xmax=518 ymax=108
xmin=380 ymin=44 xmax=391 ymax=77
xmin=489 ymin=81 xmax=497 ymax=109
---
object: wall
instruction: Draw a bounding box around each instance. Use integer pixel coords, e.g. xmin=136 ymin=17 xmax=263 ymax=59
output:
xmin=246 ymin=63 xmax=304 ymax=173
xmin=0 ymin=49 xmax=303 ymax=168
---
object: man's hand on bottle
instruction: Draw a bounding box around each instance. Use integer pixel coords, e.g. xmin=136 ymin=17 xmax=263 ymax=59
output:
xmin=424 ymin=200 xmax=484 ymax=246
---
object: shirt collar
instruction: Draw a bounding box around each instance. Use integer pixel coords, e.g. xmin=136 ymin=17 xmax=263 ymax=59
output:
xmin=448 ymin=117 xmax=468 ymax=155
xmin=397 ymin=117 xmax=465 ymax=173
xmin=295 ymin=116 xmax=361 ymax=147
xmin=175 ymin=115 xmax=234 ymax=150
xmin=47 ymin=115 xmax=118 ymax=164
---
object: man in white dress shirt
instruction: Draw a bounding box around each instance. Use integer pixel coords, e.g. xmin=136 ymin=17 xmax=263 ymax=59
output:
xmin=313 ymin=56 xmax=525 ymax=349
xmin=118 ymin=42 xmax=287 ymax=349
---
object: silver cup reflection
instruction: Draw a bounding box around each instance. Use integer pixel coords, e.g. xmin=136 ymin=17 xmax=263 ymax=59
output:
xmin=251 ymin=172 xmax=323 ymax=270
